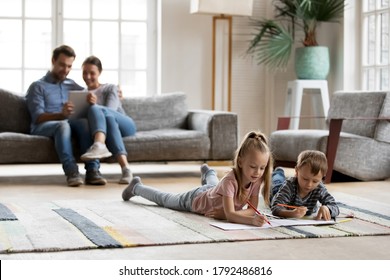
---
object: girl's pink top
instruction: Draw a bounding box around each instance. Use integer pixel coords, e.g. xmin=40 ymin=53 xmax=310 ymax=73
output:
xmin=191 ymin=169 xmax=262 ymax=216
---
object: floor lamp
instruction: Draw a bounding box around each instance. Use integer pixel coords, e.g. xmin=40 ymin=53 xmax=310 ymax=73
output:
xmin=190 ymin=0 xmax=253 ymax=111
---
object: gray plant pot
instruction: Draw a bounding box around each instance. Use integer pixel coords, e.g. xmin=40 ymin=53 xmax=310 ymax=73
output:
xmin=295 ymin=46 xmax=330 ymax=80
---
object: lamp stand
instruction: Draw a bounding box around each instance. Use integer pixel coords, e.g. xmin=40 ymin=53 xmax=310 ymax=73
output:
xmin=212 ymin=14 xmax=232 ymax=111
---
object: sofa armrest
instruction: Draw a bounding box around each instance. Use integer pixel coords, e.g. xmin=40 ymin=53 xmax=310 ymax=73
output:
xmin=188 ymin=109 xmax=238 ymax=160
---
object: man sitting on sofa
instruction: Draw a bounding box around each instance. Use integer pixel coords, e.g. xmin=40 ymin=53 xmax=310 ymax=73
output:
xmin=25 ymin=45 xmax=109 ymax=187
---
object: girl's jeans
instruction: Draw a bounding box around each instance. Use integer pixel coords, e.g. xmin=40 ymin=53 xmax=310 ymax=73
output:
xmin=133 ymin=169 xmax=219 ymax=212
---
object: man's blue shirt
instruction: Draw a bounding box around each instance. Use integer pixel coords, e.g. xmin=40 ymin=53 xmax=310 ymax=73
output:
xmin=26 ymin=71 xmax=83 ymax=131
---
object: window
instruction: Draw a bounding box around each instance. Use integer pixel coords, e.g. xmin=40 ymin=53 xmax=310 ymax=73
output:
xmin=362 ymin=0 xmax=390 ymax=90
xmin=0 ymin=0 xmax=157 ymax=97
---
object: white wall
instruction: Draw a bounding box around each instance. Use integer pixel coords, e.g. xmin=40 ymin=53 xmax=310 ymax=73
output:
xmin=161 ymin=0 xmax=344 ymax=139
xmin=161 ymin=0 xmax=212 ymax=109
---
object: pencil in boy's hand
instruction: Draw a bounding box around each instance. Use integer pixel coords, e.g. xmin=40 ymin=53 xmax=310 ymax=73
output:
xmin=277 ymin=203 xmax=300 ymax=209
xmin=247 ymin=200 xmax=272 ymax=226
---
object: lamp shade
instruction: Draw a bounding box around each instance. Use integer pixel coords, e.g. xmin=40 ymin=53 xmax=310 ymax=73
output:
xmin=190 ymin=0 xmax=253 ymax=16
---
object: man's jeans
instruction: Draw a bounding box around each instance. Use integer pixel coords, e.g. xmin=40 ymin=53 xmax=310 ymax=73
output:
xmin=32 ymin=120 xmax=79 ymax=176
xmin=87 ymin=105 xmax=136 ymax=156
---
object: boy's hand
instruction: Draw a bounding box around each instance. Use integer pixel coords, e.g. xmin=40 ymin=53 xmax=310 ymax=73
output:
xmin=315 ymin=205 xmax=331 ymax=220
xmin=291 ymin=206 xmax=307 ymax=218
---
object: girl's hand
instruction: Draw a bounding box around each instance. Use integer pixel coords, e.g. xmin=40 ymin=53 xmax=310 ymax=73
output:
xmin=87 ymin=92 xmax=97 ymax=105
xmin=315 ymin=205 xmax=331 ymax=221
xmin=205 ymin=209 xmax=226 ymax=220
xmin=251 ymin=214 xmax=266 ymax=227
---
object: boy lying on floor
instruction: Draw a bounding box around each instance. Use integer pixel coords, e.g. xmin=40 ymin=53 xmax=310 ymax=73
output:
xmin=271 ymin=150 xmax=340 ymax=221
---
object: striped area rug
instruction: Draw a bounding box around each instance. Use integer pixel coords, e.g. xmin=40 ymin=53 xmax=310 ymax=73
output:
xmin=0 ymin=193 xmax=389 ymax=254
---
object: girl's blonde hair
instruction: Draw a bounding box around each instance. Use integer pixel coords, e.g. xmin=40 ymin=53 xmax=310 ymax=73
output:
xmin=233 ymin=131 xmax=273 ymax=206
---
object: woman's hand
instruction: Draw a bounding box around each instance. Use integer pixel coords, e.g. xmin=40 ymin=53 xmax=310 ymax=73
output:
xmin=315 ymin=205 xmax=331 ymax=221
xmin=87 ymin=92 xmax=97 ymax=105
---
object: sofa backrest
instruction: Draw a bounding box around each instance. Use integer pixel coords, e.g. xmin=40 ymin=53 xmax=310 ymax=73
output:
xmin=0 ymin=89 xmax=189 ymax=134
xmin=121 ymin=92 xmax=188 ymax=131
xmin=328 ymin=91 xmax=387 ymax=138
xmin=0 ymin=88 xmax=31 ymax=133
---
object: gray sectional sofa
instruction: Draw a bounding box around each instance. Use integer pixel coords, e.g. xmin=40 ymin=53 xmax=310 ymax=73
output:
xmin=0 ymin=88 xmax=238 ymax=164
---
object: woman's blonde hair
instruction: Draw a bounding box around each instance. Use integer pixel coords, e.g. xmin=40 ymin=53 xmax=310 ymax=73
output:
xmin=233 ymin=131 xmax=273 ymax=206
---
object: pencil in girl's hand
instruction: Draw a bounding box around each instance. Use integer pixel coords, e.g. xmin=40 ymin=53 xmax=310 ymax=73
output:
xmin=247 ymin=200 xmax=272 ymax=226
xmin=277 ymin=203 xmax=299 ymax=209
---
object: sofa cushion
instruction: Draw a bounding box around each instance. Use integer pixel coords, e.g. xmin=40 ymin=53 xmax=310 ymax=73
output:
xmin=123 ymin=129 xmax=210 ymax=161
xmin=121 ymin=92 xmax=188 ymax=131
xmin=328 ymin=91 xmax=386 ymax=138
xmin=0 ymin=89 xmax=31 ymax=134
xmin=0 ymin=132 xmax=59 ymax=163
xmin=270 ymin=129 xmax=330 ymax=162
xmin=374 ymin=92 xmax=390 ymax=143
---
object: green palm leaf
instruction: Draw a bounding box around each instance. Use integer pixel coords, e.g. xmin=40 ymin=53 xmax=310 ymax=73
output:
xmin=246 ymin=0 xmax=346 ymax=70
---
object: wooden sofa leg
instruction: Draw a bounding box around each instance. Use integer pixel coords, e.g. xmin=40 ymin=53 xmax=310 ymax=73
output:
xmin=325 ymin=119 xmax=343 ymax=184
xmin=277 ymin=117 xmax=291 ymax=130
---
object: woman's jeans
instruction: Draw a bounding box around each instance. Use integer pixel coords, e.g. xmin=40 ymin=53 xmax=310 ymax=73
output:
xmin=87 ymin=105 xmax=136 ymax=156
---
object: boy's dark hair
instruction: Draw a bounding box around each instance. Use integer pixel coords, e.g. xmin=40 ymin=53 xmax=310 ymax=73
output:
xmin=82 ymin=55 xmax=103 ymax=73
xmin=52 ymin=45 xmax=76 ymax=61
xmin=296 ymin=150 xmax=328 ymax=177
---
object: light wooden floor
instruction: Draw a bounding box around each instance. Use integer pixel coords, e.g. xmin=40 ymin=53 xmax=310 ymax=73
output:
xmin=0 ymin=162 xmax=389 ymax=260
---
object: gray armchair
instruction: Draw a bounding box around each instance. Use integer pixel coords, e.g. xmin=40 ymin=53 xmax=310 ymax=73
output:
xmin=270 ymin=91 xmax=390 ymax=183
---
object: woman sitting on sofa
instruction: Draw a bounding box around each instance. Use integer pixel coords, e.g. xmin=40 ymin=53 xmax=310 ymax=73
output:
xmin=79 ymin=55 xmax=136 ymax=184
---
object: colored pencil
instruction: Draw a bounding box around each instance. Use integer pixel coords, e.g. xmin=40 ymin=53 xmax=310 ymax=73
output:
xmin=247 ymin=200 xmax=272 ymax=226
xmin=277 ymin=203 xmax=300 ymax=209
xmin=337 ymin=218 xmax=353 ymax=223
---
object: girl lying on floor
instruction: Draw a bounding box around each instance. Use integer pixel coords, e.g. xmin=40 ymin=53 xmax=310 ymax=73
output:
xmin=122 ymin=130 xmax=273 ymax=227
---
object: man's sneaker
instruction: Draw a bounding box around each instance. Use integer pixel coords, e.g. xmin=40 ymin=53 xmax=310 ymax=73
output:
xmin=67 ymin=172 xmax=83 ymax=187
xmin=122 ymin=176 xmax=141 ymax=201
xmin=119 ymin=168 xmax=133 ymax=184
xmin=80 ymin=143 xmax=112 ymax=161
xmin=85 ymin=169 xmax=107 ymax=185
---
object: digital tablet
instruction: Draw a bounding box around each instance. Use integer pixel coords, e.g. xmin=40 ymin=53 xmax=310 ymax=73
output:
xmin=68 ymin=90 xmax=90 ymax=119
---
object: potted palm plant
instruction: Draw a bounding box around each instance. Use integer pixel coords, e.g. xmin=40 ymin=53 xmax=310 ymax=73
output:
xmin=247 ymin=0 xmax=345 ymax=79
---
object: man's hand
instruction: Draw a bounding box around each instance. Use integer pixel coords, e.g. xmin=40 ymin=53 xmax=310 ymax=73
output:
xmin=62 ymin=101 xmax=74 ymax=118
